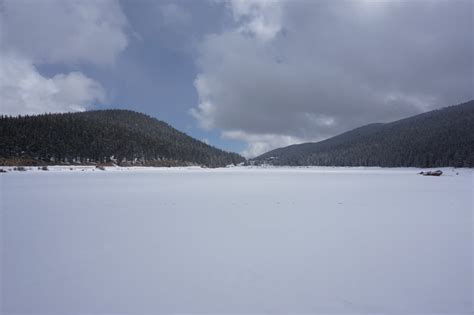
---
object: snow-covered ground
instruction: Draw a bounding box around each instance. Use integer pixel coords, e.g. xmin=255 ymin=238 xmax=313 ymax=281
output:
xmin=1 ymin=167 xmax=472 ymax=314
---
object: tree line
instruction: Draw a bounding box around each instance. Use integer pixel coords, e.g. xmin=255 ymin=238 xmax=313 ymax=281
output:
xmin=254 ymin=100 xmax=474 ymax=168
xmin=0 ymin=109 xmax=245 ymax=167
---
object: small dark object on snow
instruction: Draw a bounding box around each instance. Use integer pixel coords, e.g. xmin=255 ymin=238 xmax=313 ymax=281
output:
xmin=41 ymin=166 xmax=48 ymax=171
xmin=96 ymin=165 xmax=106 ymax=171
xmin=0 ymin=169 xmax=7 ymax=173
xmin=14 ymin=166 xmax=26 ymax=171
xmin=420 ymin=170 xmax=443 ymax=176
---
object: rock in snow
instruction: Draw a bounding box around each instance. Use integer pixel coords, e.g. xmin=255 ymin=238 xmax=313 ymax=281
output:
xmin=420 ymin=169 xmax=443 ymax=176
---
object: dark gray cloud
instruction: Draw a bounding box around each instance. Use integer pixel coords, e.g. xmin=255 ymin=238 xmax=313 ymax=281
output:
xmin=191 ymin=0 xmax=473 ymax=156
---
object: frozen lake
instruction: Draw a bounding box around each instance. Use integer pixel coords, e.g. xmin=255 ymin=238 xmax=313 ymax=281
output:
xmin=1 ymin=167 xmax=473 ymax=314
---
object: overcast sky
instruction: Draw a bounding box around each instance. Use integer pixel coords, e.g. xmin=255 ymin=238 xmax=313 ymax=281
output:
xmin=1 ymin=0 xmax=473 ymax=157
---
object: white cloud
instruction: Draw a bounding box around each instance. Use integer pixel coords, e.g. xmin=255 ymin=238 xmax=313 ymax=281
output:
xmin=192 ymin=0 xmax=473 ymax=156
xmin=0 ymin=0 xmax=128 ymax=65
xmin=0 ymin=53 xmax=105 ymax=116
xmin=222 ymin=130 xmax=314 ymax=158
xmin=189 ymin=75 xmax=218 ymax=129
xmin=0 ymin=0 xmax=128 ymax=116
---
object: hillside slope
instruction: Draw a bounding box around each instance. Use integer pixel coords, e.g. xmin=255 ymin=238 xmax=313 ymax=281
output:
xmin=0 ymin=110 xmax=244 ymax=167
xmin=254 ymin=100 xmax=474 ymax=167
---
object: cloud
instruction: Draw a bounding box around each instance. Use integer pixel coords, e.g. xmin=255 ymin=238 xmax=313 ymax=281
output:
xmin=191 ymin=0 xmax=474 ymax=157
xmin=228 ymin=0 xmax=283 ymax=41
xmin=0 ymin=0 xmax=128 ymax=116
xmin=0 ymin=0 xmax=128 ymax=65
xmin=222 ymin=130 xmax=309 ymax=158
xmin=0 ymin=53 xmax=105 ymax=116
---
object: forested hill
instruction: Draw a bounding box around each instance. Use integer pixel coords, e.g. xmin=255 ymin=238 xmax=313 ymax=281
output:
xmin=0 ymin=110 xmax=244 ymax=167
xmin=254 ymin=100 xmax=474 ymax=168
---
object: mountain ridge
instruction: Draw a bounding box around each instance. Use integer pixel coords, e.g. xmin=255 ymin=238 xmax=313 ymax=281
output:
xmin=254 ymin=100 xmax=474 ymax=167
xmin=0 ymin=109 xmax=245 ymax=167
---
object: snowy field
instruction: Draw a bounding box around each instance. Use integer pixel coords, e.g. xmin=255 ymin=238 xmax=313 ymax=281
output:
xmin=1 ymin=167 xmax=473 ymax=314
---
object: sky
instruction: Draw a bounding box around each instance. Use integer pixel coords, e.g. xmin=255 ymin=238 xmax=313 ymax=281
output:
xmin=0 ymin=0 xmax=473 ymax=157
